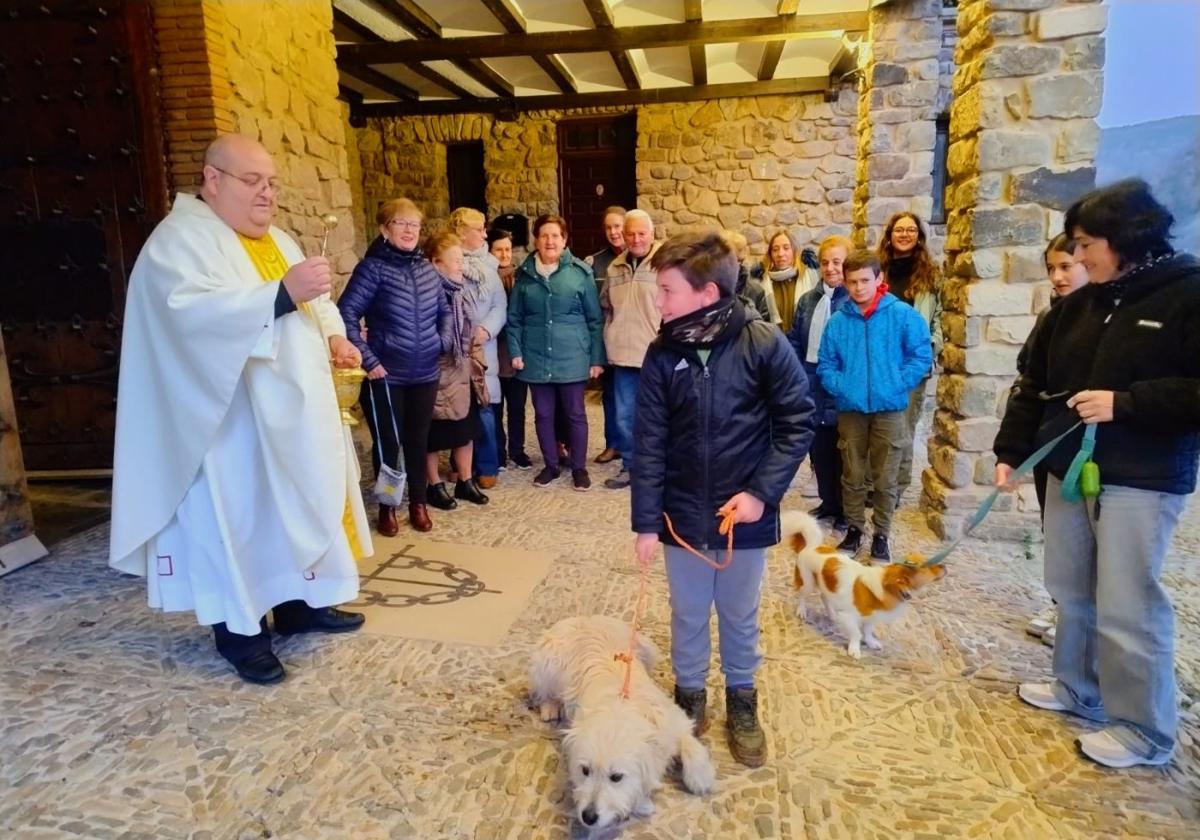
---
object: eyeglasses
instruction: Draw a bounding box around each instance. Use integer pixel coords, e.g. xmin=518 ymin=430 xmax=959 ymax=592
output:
xmin=210 ymin=165 xmax=281 ymax=192
xmin=388 ymin=219 xmax=421 ymax=231
xmin=892 ymin=227 xmax=920 ymax=235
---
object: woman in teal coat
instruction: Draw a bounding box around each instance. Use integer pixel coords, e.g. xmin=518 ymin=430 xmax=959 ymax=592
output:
xmin=506 ymin=214 xmax=605 ymax=490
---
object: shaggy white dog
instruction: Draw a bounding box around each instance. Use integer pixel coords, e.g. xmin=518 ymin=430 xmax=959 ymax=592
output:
xmin=529 ymin=615 xmax=716 ymax=832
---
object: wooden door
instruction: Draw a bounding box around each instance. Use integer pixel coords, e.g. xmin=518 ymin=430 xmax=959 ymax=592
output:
xmin=0 ymin=1 xmax=167 ymax=471
xmin=556 ymin=114 xmax=637 ymax=259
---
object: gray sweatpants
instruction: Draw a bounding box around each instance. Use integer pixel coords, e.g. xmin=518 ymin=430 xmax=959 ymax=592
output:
xmin=664 ymin=546 xmax=767 ymax=690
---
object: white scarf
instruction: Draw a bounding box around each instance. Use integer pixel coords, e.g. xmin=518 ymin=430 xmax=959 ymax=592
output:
xmin=806 ymin=283 xmax=837 ymax=364
xmin=535 ymin=256 xmax=557 ymax=278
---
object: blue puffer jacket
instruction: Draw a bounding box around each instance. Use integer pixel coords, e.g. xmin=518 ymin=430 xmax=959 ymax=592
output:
xmin=786 ymin=283 xmax=849 ymax=427
xmin=817 ymin=293 xmax=932 ymax=414
xmin=338 ymin=237 xmax=452 ymax=386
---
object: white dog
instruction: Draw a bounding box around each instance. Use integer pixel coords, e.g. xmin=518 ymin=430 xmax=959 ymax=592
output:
xmin=529 ymin=615 xmax=716 ymax=832
xmin=781 ymin=510 xmax=946 ymax=659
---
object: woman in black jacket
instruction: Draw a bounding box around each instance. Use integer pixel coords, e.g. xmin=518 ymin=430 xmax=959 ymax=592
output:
xmin=994 ymin=179 xmax=1200 ymax=769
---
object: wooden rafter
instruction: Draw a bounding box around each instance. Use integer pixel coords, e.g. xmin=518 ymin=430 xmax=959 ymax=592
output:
xmin=344 ymin=65 xmax=418 ymax=101
xmin=534 ymin=55 xmax=578 ymax=94
xmin=337 ymin=84 xmax=364 ymax=106
xmin=684 ymin=0 xmax=706 ymax=86
xmin=477 ymin=0 xmax=574 ymax=94
xmin=376 ymin=0 xmax=441 ymax=38
xmin=581 ymin=0 xmax=640 ymax=91
xmin=338 ymin=13 xmax=867 ymax=65
xmin=757 ymin=0 xmax=802 ymax=81
xmin=359 ymin=75 xmax=828 ymax=116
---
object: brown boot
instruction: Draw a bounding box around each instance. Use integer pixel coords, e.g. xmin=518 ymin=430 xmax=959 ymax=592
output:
xmin=377 ymin=504 xmax=399 ymax=537
xmin=408 ymin=502 xmax=432 ymax=532
xmin=725 ymin=687 xmax=766 ymax=768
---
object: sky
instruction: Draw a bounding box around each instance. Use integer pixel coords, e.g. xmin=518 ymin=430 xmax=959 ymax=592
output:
xmin=1099 ymin=0 xmax=1200 ymax=127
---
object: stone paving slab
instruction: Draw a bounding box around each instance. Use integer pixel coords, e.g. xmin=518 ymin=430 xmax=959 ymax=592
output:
xmin=1 ymin=400 xmax=1197 ymax=838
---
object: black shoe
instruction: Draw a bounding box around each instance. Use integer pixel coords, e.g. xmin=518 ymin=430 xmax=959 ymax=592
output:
xmin=725 ymin=687 xmax=766 ymax=767
xmin=455 ymin=478 xmax=489 ymax=505
xmin=572 ymin=469 xmax=591 ymax=491
xmin=533 ymin=466 xmax=560 ymax=487
xmin=511 ymin=452 xmax=533 ymax=470
xmin=274 ymin=606 xmax=366 ymax=635
xmin=832 ymin=515 xmax=848 ymax=532
xmin=674 ymin=685 xmax=708 ymax=735
xmin=428 ymin=482 xmax=458 ymax=510
xmin=870 ymin=533 xmax=891 ymax=563
xmin=231 ymin=650 xmax=286 ymax=684
xmin=808 ymin=503 xmax=833 ymax=519
xmin=838 ymin=526 xmax=863 ymax=555
xmin=604 ymin=467 xmax=631 ymax=490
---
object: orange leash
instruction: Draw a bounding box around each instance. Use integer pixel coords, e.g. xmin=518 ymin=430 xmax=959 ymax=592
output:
xmin=615 ymin=510 xmax=737 ymax=699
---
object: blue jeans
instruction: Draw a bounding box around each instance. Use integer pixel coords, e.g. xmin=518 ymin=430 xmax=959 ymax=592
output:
xmin=473 ymin=403 xmax=500 ymax=478
xmin=1043 ymin=475 xmax=1185 ymax=762
xmin=664 ymin=545 xmax=767 ymax=690
xmin=612 ymin=366 xmax=641 ymax=469
xmin=600 ymin=366 xmax=617 ymax=450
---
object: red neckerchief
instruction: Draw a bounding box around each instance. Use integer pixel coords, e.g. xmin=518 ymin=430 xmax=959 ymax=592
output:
xmin=861 ymin=281 xmax=890 ymax=319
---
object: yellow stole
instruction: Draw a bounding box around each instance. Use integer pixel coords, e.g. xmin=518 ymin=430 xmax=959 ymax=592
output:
xmin=236 ymin=233 xmax=364 ymax=560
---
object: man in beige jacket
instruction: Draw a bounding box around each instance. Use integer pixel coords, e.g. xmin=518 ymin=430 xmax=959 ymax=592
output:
xmin=600 ymin=209 xmax=662 ymax=489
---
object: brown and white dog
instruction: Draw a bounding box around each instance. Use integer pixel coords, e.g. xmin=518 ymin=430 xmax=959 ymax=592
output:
xmin=780 ymin=511 xmax=946 ymax=659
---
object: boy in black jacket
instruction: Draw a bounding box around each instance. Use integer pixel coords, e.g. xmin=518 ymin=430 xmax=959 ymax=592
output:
xmin=632 ymin=231 xmax=814 ymax=767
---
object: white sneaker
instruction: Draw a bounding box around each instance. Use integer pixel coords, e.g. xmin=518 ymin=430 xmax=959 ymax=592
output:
xmin=1041 ymin=625 xmax=1056 ymax=647
xmin=1077 ymin=729 xmax=1170 ymax=768
xmin=1018 ymin=682 xmax=1068 ymax=712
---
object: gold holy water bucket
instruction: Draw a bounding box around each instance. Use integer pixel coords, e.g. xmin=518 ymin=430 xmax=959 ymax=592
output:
xmin=319 ymin=213 xmax=366 ymax=427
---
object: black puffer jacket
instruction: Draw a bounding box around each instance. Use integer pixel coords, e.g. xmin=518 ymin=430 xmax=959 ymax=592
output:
xmin=631 ymin=303 xmax=815 ymax=549
xmin=994 ymin=253 xmax=1200 ymax=494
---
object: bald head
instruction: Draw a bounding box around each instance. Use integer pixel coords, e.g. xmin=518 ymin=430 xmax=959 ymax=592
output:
xmin=201 ymin=134 xmax=278 ymax=237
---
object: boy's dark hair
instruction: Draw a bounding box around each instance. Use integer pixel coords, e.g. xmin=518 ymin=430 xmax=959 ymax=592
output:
xmin=1064 ymin=178 xmax=1174 ymax=265
xmin=843 ymin=250 xmax=881 ymax=277
xmin=650 ymin=231 xmax=739 ymax=297
xmin=1044 ymin=232 xmax=1076 ymax=258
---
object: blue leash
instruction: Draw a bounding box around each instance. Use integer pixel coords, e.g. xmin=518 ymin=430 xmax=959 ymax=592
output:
xmin=912 ymin=420 xmax=1090 ymax=568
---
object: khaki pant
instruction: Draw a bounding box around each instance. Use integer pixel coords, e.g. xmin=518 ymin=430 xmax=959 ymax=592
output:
xmin=837 ymin=410 xmax=908 ymax=534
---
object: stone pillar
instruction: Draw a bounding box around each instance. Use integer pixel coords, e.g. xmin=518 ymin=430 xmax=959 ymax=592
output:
xmin=0 ymin=332 xmax=47 ymax=578
xmin=853 ymin=0 xmax=945 ymax=249
xmin=924 ymin=0 xmax=1106 ymax=538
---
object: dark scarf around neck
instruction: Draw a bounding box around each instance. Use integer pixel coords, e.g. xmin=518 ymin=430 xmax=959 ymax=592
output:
xmin=661 ymin=297 xmax=743 ymax=350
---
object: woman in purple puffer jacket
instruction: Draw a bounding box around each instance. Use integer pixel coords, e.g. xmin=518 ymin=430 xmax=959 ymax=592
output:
xmin=339 ymin=198 xmax=452 ymax=536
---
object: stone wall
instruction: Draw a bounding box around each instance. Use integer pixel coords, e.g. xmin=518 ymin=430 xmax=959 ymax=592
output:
xmin=924 ymin=0 xmax=1105 ymax=538
xmin=354 ymin=92 xmax=859 ymax=255
xmin=153 ymin=0 xmax=359 ymax=285
xmin=852 ymin=0 xmax=946 ymax=251
xmin=0 ymin=332 xmax=34 ymax=548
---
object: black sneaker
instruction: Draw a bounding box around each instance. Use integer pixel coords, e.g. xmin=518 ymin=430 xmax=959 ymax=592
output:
xmin=454 ymin=478 xmax=489 ymax=505
xmin=837 ymin=525 xmax=863 ymax=554
xmin=870 ymin=533 xmax=891 ymax=563
xmin=808 ymin=503 xmax=834 ymax=519
xmin=603 ymin=467 xmax=631 ymax=490
xmin=572 ymin=469 xmax=591 ymax=491
xmin=725 ymin=687 xmax=766 ymax=767
xmin=674 ymin=685 xmax=708 ymax=735
xmin=511 ymin=452 xmax=533 ymax=470
xmin=427 ymin=482 xmax=458 ymax=510
xmin=533 ymin=466 xmax=560 ymax=487
xmin=832 ymin=515 xmax=848 ymax=532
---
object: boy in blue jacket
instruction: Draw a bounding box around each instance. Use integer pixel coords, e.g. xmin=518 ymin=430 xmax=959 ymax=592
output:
xmin=632 ymin=231 xmax=814 ymax=767
xmin=817 ymin=250 xmax=931 ymax=562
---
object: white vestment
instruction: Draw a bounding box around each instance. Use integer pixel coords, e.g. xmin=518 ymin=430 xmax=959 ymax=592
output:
xmin=109 ymin=193 xmax=372 ymax=635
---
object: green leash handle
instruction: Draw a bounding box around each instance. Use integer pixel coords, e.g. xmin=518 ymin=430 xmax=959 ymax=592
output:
xmin=1061 ymin=424 xmax=1098 ymax=503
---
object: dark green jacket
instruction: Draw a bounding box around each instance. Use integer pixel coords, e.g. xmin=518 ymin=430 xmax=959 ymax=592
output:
xmin=507 ymin=249 xmax=605 ymax=384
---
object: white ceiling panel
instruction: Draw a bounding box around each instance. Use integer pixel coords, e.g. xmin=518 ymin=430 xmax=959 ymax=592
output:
xmin=338 ymin=71 xmax=396 ymax=104
xmin=336 ymin=0 xmax=415 ymax=41
xmin=481 ymin=56 xmax=564 ymax=96
xmin=424 ymin=0 xmax=508 ymax=37
xmin=374 ymin=63 xmax=455 ymax=99
xmin=703 ymin=0 xmax=779 ymax=22
xmin=610 ymin=0 xmax=683 ymax=27
xmin=706 ymin=41 xmax=764 ymax=84
xmin=557 ymin=52 xmax=627 ymax=92
xmin=630 ymin=46 xmax=693 ymax=88
xmin=520 ymin=0 xmax=595 ymax=32
xmin=423 ymin=60 xmax=498 ymax=98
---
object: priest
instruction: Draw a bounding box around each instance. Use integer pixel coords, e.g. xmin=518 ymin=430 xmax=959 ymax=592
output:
xmin=109 ymin=134 xmax=371 ymax=684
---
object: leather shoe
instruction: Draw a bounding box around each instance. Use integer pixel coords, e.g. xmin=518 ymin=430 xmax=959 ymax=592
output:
xmin=409 ymin=502 xmax=432 ymax=532
xmin=232 ymin=650 xmax=286 ymax=684
xmin=428 ymin=482 xmax=458 ymax=510
xmin=274 ymin=606 xmax=365 ymax=636
xmin=476 ymin=475 xmax=498 ymax=490
xmin=594 ymin=447 xmax=619 ymax=464
xmin=377 ymin=504 xmax=399 ymax=537
xmin=455 ymin=478 xmax=490 ymax=505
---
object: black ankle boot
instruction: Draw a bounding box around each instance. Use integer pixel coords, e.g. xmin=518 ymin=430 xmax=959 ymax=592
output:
xmin=455 ymin=478 xmax=489 ymax=505
xmin=838 ymin=525 xmax=863 ymax=555
xmin=427 ymin=482 xmax=458 ymax=510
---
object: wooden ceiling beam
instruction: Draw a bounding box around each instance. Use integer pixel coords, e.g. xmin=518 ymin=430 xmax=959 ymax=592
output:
xmin=478 ymin=0 xmax=526 ymax=33
xmin=683 ymin=0 xmax=706 ymax=85
xmin=404 ymin=62 xmax=479 ymax=100
xmin=777 ymin=0 xmax=801 ymax=13
xmin=343 ymin=65 xmax=419 ymax=101
xmin=358 ymin=75 xmax=828 ymax=116
xmin=534 ymin=54 xmax=577 ymax=94
xmin=332 ymin=8 xmax=378 ymax=42
xmin=458 ymin=58 xmax=515 ymax=97
xmin=376 ymin=0 xmax=441 ymax=38
xmin=338 ymin=13 xmax=868 ymax=64
xmin=337 ymin=83 xmax=364 ymax=106
xmin=581 ymin=0 xmax=639 ymax=91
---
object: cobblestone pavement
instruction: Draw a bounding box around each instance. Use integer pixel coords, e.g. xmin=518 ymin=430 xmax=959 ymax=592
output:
xmin=2 ymin=399 xmax=1197 ymax=839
